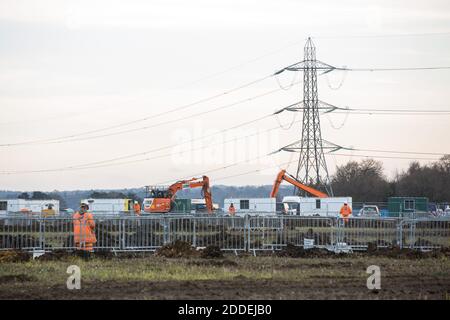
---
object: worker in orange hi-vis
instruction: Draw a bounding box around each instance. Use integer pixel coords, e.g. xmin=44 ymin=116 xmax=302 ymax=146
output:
xmin=73 ymin=202 xmax=96 ymax=252
xmin=340 ymin=202 xmax=352 ymax=224
xmin=228 ymin=203 xmax=236 ymax=216
xmin=133 ymin=201 xmax=141 ymax=216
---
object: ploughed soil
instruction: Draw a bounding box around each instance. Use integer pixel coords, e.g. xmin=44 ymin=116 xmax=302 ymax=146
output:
xmin=1 ymin=266 xmax=449 ymax=300
xmin=1 ymin=242 xmax=450 ymax=300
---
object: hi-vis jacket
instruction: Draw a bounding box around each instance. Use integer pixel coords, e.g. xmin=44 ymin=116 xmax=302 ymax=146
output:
xmin=73 ymin=212 xmax=97 ymax=244
xmin=340 ymin=205 xmax=352 ymax=218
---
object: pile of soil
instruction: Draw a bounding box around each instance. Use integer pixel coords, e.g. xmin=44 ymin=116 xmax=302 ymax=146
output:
xmin=366 ymin=241 xmax=395 ymax=252
xmin=0 ymin=250 xmax=31 ymax=262
xmin=363 ymin=245 xmax=450 ymax=259
xmin=35 ymin=250 xmax=73 ymax=261
xmin=413 ymin=238 xmax=436 ymax=248
xmin=93 ymin=250 xmax=116 ymax=259
xmin=273 ymin=228 xmax=332 ymax=248
xmin=200 ymin=246 xmax=224 ymax=259
xmin=155 ymin=240 xmax=199 ymax=258
xmin=0 ymin=274 xmax=36 ymax=284
xmin=36 ymin=249 xmax=115 ymax=261
xmin=277 ymin=243 xmax=334 ymax=258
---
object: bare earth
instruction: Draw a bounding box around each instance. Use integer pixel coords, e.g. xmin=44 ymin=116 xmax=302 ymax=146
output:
xmin=1 ymin=250 xmax=449 ymax=300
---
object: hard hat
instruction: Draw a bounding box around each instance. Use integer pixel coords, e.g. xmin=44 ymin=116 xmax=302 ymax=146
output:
xmin=80 ymin=201 xmax=89 ymax=209
xmin=134 ymin=201 xmax=138 ymax=204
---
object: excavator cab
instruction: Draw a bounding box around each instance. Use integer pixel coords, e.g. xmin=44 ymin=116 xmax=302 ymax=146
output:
xmin=143 ymin=186 xmax=172 ymax=213
xmin=150 ymin=189 xmax=169 ymax=199
xmin=144 ymin=177 xmax=214 ymax=214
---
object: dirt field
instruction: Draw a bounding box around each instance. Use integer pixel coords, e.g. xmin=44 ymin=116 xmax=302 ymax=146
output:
xmin=1 ymin=248 xmax=450 ymax=300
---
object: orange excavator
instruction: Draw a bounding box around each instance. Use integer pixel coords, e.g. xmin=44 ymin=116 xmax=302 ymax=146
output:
xmin=270 ymin=169 xmax=328 ymax=198
xmin=144 ymin=176 xmax=213 ymax=214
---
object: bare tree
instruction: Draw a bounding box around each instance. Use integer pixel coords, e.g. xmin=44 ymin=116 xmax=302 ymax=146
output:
xmin=331 ymin=159 xmax=391 ymax=202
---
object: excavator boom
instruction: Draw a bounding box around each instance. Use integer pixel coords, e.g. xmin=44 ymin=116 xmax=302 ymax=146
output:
xmin=270 ymin=170 xmax=328 ymax=198
xmin=147 ymin=176 xmax=214 ymax=213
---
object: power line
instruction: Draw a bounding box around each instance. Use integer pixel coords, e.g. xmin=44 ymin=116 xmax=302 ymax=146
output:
xmin=313 ymin=31 xmax=450 ymax=40
xmin=350 ymin=148 xmax=448 ymax=156
xmin=153 ymin=151 xmax=445 ymax=186
xmin=15 ymin=88 xmax=284 ymax=146
xmin=4 ymin=32 xmax=450 ymax=127
xmin=328 ymin=153 xmax=441 ymax=161
xmin=332 ymin=108 xmax=450 ymax=115
xmin=3 ymin=98 xmax=449 ymax=175
xmin=167 ymin=31 xmax=450 ymax=90
xmin=0 ymin=74 xmax=274 ymax=147
xmin=153 ymin=154 xmax=273 ymax=185
xmin=3 ymin=63 xmax=450 ymax=146
xmin=337 ymin=66 xmax=450 ymax=72
xmin=0 ymin=139 xmax=271 ymax=175
xmin=345 ymin=108 xmax=450 ymax=113
xmin=213 ymin=161 xmax=290 ymax=183
xmin=0 ymin=114 xmax=280 ymax=174
xmin=171 ymin=31 xmax=450 ymax=91
xmin=277 ymin=102 xmax=450 ymax=116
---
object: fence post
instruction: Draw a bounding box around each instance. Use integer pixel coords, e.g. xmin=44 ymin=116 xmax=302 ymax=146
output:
xmin=39 ymin=217 xmax=45 ymax=250
xmin=334 ymin=217 xmax=340 ymax=248
xmin=123 ymin=218 xmax=127 ymax=250
xmin=410 ymin=220 xmax=416 ymax=249
xmin=329 ymin=217 xmax=334 ymax=248
xmin=163 ymin=217 xmax=169 ymax=245
xmin=245 ymin=215 xmax=249 ymax=252
xmin=193 ymin=217 xmax=197 ymax=248
xmin=397 ymin=220 xmax=403 ymax=249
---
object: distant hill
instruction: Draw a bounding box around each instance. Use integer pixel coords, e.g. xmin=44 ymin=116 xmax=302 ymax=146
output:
xmin=0 ymin=185 xmax=295 ymax=210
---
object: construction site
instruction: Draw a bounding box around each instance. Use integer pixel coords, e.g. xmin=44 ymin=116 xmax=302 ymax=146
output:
xmin=1 ymin=0 xmax=450 ymax=302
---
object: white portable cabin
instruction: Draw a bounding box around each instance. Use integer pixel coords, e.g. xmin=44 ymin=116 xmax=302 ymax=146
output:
xmin=223 ymin=198 xmax=276 ymax=216
xmin=282 ymin=196 xmax=352 ymax=217
xmin=190 ymin=199 xmax=219 ymax=213
xmin=0 ymin=199 xmax=60 ymax=215
xmin=81 ymin=198 xmax=133 ymax=215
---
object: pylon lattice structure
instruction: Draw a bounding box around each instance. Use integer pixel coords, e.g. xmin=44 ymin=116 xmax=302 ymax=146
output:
xmin=278 ymin=37 xmax=343 ymax=196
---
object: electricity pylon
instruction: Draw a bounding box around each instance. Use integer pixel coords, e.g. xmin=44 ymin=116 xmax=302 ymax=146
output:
xmin=275 ymin=37 xmax=343 ymax=196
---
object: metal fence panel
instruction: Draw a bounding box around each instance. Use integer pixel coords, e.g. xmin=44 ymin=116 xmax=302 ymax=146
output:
xmin=192 ymin=216 xmax=246 ymax=251
xmin=0 ymin=217 xmax=43 ymax=250
xmin=121 ymin=217 xmax=165 ymax=250
xmin=335 ymin=217 xmax=400 ymax=250
xmin=400 ymin=218 xmax=450 ymax=250
xmin=248 ymin=216 xmax=334 ymax=251
xmin=1 ymin=215 xmax=449 ymax=253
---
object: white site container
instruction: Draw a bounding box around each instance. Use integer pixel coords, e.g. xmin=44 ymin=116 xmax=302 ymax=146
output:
xmin=190 ymin=199 xmax=219 ymax=213
xmin=223 ymin=198 xmax=276 ymax=216
xmin=282 ymin=196 xmax=352 ymax=217
xmin=81 ymin=198 xmax=133 ymax=215
xmin=0 ymin=199 xmax=60 ymax=215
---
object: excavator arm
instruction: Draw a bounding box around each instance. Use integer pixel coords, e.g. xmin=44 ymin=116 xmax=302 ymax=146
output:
xmin=270 ymin=170 xmax=328 ymax=198
xmin=168 ymin=176 xmax=214 ymax=213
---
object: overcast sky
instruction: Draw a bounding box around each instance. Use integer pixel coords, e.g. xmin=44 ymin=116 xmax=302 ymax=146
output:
xmin=1 ymin=0 xmax=450 ymax=191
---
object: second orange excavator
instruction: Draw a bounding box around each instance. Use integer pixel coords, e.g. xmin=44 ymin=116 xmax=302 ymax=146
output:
xmin=270 ymin=169 xmax=328 ymax=198
xmin=143 ymin=176 xmax=213 ymax=214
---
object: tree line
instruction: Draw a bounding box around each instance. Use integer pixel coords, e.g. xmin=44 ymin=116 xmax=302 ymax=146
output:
xmin=331 ymin=155 xmax=450 ymax=203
